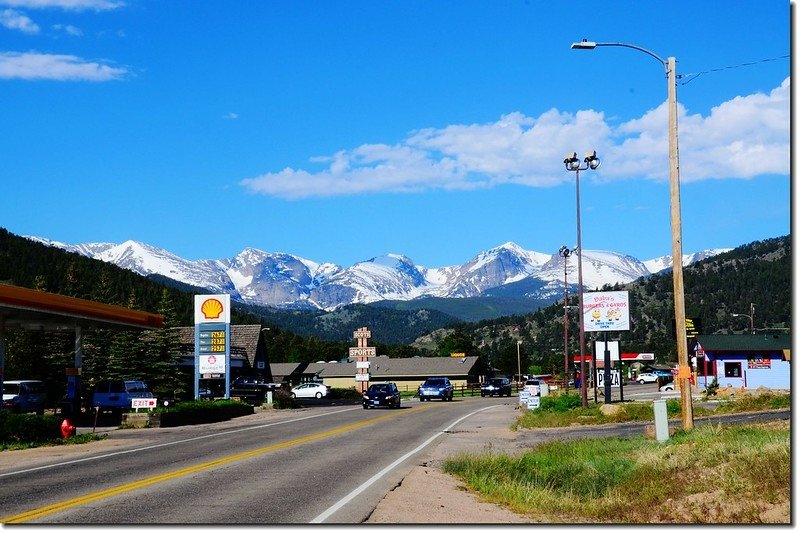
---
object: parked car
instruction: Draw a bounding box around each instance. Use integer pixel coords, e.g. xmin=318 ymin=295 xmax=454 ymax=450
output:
xmin=231 ymin=376 xmax=283 ymax=403
xmin=2 ymin=380 xmax=47 ymax=414
xmin=362 ymin=382 xmax=401 ymax=409
xmin=523 ymin=379 xmax=551 ymax=397
xmin=418 ymin=377 xmax=453 ymax=401
xmin=635 ymin=373 xmax=659 ymax=384
xmin=481 ymin=378 xmax=511 ymax=397
xmin=652 ymin=369 xmax=674 ymax=378
xmin=290 ymin=382 xmax=329 ymax=399
xmin=659 ymin=382 xmax=675 ymax=392
xmin=91 ymin=379 xmax=153 ymax=413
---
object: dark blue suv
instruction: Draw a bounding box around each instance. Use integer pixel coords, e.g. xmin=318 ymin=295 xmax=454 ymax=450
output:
xmin=418 ymin=377 xmax=454 ymax=401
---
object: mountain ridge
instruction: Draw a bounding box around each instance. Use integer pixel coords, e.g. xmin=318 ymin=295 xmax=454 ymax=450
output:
xmin=25 ymin=236 xmax=731 ymax=312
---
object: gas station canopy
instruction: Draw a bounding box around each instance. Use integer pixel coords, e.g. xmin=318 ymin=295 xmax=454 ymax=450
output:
xmin=0 ymin=284 xmax=163 ymax=331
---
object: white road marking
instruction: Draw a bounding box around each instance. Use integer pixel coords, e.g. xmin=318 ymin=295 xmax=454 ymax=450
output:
xmin=310 ymin=404 xmax=500 ymax=523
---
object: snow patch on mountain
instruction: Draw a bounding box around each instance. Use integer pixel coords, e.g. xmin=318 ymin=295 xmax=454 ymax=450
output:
xmin=25 ymin=235 xmax=730 ymax=312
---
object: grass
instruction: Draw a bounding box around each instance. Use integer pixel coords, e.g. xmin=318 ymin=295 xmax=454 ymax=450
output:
xmin=0 ymin=432 xmax=106 ymax=451
xmin=443 ymin=421 xmax=790 ymax=523
xmin=446 ymin=391 xmax=791 ymax=523
xmin=513 ymin=391 xmax=790 ymax=429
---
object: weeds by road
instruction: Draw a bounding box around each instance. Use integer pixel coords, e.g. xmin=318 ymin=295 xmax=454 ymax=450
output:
xmin=444 ymin=391 xmax=791 ymax=524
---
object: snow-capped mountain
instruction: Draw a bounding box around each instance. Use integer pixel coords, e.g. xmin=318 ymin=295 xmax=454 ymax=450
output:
xmin=642 ymin=248 xmax=733 ymax=274
xmin=25 ymin=236 xmax=728 ymax=311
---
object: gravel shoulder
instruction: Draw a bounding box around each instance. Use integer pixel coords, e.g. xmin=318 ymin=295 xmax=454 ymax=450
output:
xmin=366 ymin=400 xmax=532 ymax=524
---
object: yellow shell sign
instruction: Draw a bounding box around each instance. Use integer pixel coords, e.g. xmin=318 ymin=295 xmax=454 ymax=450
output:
xmin=194 ymin=294 xmax=231 ymax=324
xmin=201 ymin=298 xmax=224 ymax=320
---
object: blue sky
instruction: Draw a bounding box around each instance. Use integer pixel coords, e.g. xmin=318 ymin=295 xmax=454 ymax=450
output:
xmin=0 ymin=0 xmax=790 ymax=268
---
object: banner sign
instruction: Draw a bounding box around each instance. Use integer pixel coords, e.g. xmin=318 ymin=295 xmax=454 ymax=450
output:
xmin=583 ymin=291 xmax=630 ymax=332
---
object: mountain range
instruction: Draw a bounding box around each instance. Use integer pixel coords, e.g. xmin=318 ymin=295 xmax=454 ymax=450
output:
xmin=25 ymin=236 xmax=730 ymax=312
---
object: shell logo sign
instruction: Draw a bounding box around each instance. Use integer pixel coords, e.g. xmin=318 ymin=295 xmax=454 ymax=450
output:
xmin=194 ymin=294 xmax=230 ymax=324
xmin=201 ymin=298 xmax=224 ymax=320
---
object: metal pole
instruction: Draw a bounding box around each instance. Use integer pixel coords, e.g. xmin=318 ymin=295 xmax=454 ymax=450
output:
xmin=576 ymin=168 xmax=588 ymax=408
xmin=563 ymin=253 xmax=569 ymax=391
xmin=667 ymin=56 xmax=694 ymax=430
xmin=603 ymin=332 xmax=611 ymax=403
xmin=516 ymin=341 xmax=522 ymax=384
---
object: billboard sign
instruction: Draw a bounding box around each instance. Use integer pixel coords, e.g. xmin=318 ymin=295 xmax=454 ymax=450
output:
xmin=583 ymin=291 xmax=630 ymax=332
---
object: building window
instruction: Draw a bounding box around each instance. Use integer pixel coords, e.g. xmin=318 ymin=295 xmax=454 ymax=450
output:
xmin=724 ymin=362 xmax=742 ymax=378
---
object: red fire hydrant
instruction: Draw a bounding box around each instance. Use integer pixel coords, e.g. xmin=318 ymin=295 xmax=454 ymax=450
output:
xmin=60 ymin=418 xmax=76 ymax=439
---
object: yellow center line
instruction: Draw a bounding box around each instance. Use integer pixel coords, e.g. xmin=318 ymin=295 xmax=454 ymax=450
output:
xmin=2 ymin=404 xmax=435 ymax=524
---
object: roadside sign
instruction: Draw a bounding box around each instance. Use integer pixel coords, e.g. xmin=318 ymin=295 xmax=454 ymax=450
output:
xmin=131 ymin=398 xmax=157 ymax=410
xmin=349 ymin=347 xmax=376 ymax=358
xmin=596 ymin=369 xmax=621 ymax=388
xmin=355 ymin=374 xmax=370 ymax=381
xmin=583 ymin=291 xmax=630 ymax=332
xmin=526 ymin=396 xmax=541 ymax=409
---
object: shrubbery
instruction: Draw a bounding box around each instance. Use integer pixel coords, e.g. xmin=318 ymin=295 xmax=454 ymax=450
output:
xmin=0 ymin=410 xmax=62 ymax=445
xmin=157 ymin=400 xmax=254 ymax=427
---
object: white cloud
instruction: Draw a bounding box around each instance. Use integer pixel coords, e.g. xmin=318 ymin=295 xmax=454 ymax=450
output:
xmin=240 ymin=78 xmax=790 ymax=199
xmin=0 ymin=51 xmax=127 ymax=80
xmin=52 ymin=23 xmax=82 ymax=36
xmin=223 ymin=112 xmax=239 ymax=120
xmin=0 ymin=0 xmax=123 ymax=10
xmin=0 ymin=8 xmax=39 ymax=32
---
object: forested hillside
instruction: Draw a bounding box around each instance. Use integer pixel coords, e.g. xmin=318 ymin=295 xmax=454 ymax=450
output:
xmin=426 ymin=235 xmax=791 ymax=376
xmin=0 ymin=227 xmax=789 ymax=389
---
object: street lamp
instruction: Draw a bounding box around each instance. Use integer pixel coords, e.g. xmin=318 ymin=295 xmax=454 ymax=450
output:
xmin=564 ymin=150 xmax=600 ymax=408
xmin=516 ymin=340 xmax=522 ymax=384
xmin=732 ymin=303 xmax=755 ymax=334
xmin=558 ymin=245 xmax=574 ymax=392
xmin=571 ymin=38 xmax=694 ymax=429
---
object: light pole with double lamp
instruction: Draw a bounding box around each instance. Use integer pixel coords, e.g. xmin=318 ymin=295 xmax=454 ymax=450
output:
xmin=558 ymin=245 xmax=574 ymax=392
xmin=570 ymin=39 xmax=694 ymax=429
xmin=564 ymin=151 xmax=600 ymax=408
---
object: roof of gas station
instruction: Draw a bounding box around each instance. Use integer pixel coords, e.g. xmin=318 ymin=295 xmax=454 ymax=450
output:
xmin=0 ymin=284 xmax=163 ymax=331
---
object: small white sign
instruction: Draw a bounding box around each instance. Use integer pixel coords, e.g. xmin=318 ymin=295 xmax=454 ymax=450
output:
xmin=355 ymin=373 xmax=370 ymax=381
xmin=596 ymin=369 xmax=621 ymax=388
xmin=526 ymin=396 xmax=541 ymax=409
xmin=131 ymin=398 xmax=157 ymax=410
xmin=518 ymin=390 xmax=530 ymax=405
xmin=200 ymin=354 xmax=226 ymax=374
xmin=356 ymin=361 xmax=370 ymax=369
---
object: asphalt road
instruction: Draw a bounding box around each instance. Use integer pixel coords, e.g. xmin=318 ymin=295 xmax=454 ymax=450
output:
xmin=0 ymin=396 xmax=510 ymax=525
xmin=0 ymin=391 xmax=787 ymax=525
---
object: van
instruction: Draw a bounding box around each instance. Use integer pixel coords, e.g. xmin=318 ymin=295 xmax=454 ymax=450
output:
xmin=2 ymin=380 xmax=47 ymax=414
xmin=91 ymin=380 xmax=153 ymax=413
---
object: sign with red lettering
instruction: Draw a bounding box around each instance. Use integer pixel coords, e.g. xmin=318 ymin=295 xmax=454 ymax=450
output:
xmin=583 ymin=291 xmax=630 ymax=332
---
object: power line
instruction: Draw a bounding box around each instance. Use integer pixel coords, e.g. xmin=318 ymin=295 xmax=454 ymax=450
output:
xmin=680 ymin=54 xmax=789 ymax=85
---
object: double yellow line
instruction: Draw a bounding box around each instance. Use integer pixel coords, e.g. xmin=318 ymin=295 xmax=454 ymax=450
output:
xmin=2 ymin=405 xmax=430 ymax=524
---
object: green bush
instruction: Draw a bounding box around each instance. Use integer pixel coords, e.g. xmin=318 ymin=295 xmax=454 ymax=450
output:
xmin=328 ymin=387 xmax=362 ymax=400
xmin=539 ymin=393 xmax=583 ymax=412
xmin=271 ymin=389 xmax=298 ymax=409
xmin=157 ymin=400 xmax=253 ymax=427
xmin=0 ymin=411 xmax=62 ymax=444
